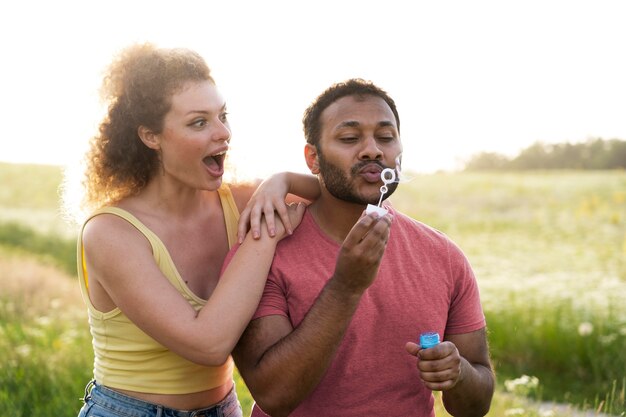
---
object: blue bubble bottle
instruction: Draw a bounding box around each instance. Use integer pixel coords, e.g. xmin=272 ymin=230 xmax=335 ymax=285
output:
xmin=419 ymin=332 xmax=440 ymax=349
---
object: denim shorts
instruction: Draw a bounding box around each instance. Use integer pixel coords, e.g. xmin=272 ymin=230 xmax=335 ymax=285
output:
xmin=77 ymin=380 xmax=242 ymax=417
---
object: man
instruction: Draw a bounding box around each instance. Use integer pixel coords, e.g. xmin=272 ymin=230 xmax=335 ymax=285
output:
xmin=232 ymin=79 xmax=494 ymax=417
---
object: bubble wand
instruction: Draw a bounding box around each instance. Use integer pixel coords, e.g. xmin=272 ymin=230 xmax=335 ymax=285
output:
xmin=365 ymin=167 xmax=396 ymax=217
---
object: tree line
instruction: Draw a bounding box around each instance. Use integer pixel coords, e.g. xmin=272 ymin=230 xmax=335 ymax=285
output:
xmin=464 ymin=138 xmax=626 ymax=170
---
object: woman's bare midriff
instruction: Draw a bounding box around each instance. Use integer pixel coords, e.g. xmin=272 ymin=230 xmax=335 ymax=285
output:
xmin=110 ymin=380 xmax=233 ymax=410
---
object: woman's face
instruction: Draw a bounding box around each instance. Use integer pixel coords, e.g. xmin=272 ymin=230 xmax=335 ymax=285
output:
xmin=156 ymin=80 xmax=231 ymax=191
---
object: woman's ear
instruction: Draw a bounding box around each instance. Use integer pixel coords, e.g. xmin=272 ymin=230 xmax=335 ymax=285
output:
xmin=305 ymin=144 xmax=320 ymax=174
xmin=137 ymin=125 xmax=160 ymax=150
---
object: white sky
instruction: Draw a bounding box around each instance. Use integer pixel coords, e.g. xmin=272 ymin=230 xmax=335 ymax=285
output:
xmin=1 ymin=0 xmax=625 ymax=177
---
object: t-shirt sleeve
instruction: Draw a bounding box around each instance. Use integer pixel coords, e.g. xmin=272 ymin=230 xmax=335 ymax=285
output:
xmin=251 ymin=275 xmax=289 ymax=320
xmin=220 ymin=243 xmax=240 ymax=274
xmin=445 ymin=240 xmax=486 ymax=334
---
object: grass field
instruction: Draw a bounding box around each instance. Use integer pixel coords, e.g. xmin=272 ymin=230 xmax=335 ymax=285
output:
xmin=0 ymin=162 xmax=624 ymax=416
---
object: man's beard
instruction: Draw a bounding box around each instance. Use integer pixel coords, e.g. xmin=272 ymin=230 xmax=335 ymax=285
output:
xmin=317 ymin=150 xmax=399 ymax=205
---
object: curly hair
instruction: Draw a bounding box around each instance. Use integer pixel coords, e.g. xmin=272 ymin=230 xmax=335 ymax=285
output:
xmin=302 ymin=78 xmax=400 ymax=148
xmin=82 ymin=43 xmax=214 ymax=210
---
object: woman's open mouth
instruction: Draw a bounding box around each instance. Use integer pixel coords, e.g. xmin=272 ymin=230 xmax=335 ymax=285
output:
xmin=203 ymin=150 xmax=227 ymax=176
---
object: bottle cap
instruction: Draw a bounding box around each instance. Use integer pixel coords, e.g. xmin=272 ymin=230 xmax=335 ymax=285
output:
xmin=419 ymin=332 xmax=440 ymax=349
xmin=366 ymin=204 xmax=388 ymax=216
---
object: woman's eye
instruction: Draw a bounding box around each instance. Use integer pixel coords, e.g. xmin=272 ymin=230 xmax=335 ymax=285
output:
xmin=220 ymin=112 xmax=229 ymax=123
xmin=191 ymin=119 xmax=207 ymax=128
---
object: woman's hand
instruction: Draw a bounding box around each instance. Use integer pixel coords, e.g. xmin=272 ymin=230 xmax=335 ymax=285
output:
xmin=237 ymin=172 xmax=319 ymax=243
xmin=271 ymin=201 xmax=306 ymax=240
xmin=237 ymin=173 xmax=289 ymax=242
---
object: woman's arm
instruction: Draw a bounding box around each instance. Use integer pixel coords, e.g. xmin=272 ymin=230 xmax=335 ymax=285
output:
xmin=82 ymin=203 xmax=305 ymax=366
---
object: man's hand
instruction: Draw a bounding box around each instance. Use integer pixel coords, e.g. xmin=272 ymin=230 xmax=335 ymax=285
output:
xmin=332 ymin=212 xmax=393 ymax=294
xmin=405 ymin=329 xmax=495 ymax=417
xmin=405 ymin=341 xmax=463 ymax=391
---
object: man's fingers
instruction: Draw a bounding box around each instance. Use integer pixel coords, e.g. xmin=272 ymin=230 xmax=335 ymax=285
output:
xmin=405 ymin=342 xmax=420 ymax=356
xmin=355 ymin=214 xmax=392 ymax=247
xmin=345 ymin=213 xmax=382 ymax=245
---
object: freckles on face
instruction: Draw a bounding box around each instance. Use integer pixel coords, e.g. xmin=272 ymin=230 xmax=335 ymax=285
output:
xmin=160 ymin=81 xmax=228 ymax=145
xmin=164 ymin=80 xmax=226 ymax=130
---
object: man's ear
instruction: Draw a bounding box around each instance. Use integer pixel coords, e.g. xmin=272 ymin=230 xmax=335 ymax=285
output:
xmin=304 ymin=144 xmax=320 ymax=174
xmin=137 ymin=125 xmax=161 ymax=150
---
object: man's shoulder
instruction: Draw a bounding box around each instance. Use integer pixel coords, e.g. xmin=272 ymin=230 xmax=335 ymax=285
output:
xmin=273 ymin=210 xmax=334 ymax=259
xmin=390 ymin=208 xmax=446 ymax=238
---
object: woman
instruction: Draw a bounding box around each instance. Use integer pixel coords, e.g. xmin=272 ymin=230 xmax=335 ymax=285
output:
xmin=75 ymin=43 xmax=318 ymax=417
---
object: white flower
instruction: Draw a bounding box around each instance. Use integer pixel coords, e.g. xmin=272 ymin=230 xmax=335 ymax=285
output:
xmin=16 ymin=344 xmax=32 ymax=357
xmin=504 ymin=375 xmax=540 ymax=395
xmin=578 ymin=322 xmax=593 ymax=336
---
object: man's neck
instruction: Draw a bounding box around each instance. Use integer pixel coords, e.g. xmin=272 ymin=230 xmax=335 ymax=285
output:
xmin=308 ymin=196 xmax=367 ymax=243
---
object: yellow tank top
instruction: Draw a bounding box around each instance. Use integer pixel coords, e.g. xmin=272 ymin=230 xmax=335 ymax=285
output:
xmin=77 ymin=185 xmax=240 ymax=394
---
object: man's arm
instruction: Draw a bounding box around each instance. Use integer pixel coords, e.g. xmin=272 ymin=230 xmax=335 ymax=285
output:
xmin=233 ymin=281 xmax=361 ymax=417
xmin=406 ymin=328 xmax=495 ymax=417
xmin=233 ymin=213 xmax=392 ymax=417
xmin=440 ymin=329 xmax=494 ymax=416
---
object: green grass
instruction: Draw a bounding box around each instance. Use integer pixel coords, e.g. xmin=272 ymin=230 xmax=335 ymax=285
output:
xmin=1 ymin=165 xmax=625 ymax=416
xmin=0 ymin=162 xmax=76 ymax=237
xmin=392 ymin=170 xmax=626 ymax=281
xmin=0 ymin=222 xmax=76 ymax=275
xmin=0 ymin=251 xmax=92 ymax=416
xmin=0 ymin=162 xmax=77 ymax=274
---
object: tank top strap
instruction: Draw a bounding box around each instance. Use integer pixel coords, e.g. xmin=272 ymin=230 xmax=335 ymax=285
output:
xmin=76 ymin=206 xmax=179 ymax=310
xmin=217 ymin=184 xmax=240 ymax=248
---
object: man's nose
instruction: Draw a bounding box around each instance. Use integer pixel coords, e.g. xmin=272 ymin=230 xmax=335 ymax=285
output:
xmin=359 ymin=137 xmax=383 ymax=160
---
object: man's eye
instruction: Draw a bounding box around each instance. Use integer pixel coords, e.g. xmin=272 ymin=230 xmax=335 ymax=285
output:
xmin=340 ymin=137 xmax=358 ymax=142
xmin=379 ymin=136 xmax=395 ymax=142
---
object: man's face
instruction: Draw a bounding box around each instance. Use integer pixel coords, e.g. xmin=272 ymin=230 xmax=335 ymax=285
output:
xmin=313 ymin=95 xmax=403 ymax=205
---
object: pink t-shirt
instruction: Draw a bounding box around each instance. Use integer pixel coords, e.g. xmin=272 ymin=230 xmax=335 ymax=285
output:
xmin=249 ymin=208 xmax=485 ymax=417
